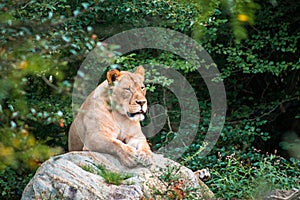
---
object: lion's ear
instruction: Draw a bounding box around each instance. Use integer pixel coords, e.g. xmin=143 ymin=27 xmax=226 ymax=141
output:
xmin=107 ymin=69 xmax=121 ymax=85
xmin=135 ymin=66 xmax=145 ymax=77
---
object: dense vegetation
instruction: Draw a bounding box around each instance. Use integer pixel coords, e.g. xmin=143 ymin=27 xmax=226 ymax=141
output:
xmin=0 ymin=0 xmax=299 ymax=199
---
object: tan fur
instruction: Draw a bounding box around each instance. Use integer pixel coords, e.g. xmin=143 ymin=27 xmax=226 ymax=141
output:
xmin=68 ymin=66 xmax=152 ymax=167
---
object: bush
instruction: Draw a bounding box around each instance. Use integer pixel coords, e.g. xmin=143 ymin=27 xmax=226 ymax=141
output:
xmin=206 ymin=153 xmax=300 ymax=199
xmin=0 ymin=168 xmax=33 ymax=199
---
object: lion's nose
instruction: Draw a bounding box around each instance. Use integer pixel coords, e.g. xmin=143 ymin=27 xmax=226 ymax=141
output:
xmin=136 ymin=100 xmax=146 ymax=106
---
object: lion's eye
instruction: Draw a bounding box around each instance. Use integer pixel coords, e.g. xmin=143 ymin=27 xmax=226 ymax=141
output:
xmin=141 ymin=86 xmax=145 ymax=91
xmin=124 ymin=87 xmax=131 ymax=91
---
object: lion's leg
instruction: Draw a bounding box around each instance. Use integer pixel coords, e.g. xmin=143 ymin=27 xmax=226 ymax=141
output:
xmin=82 ymin=135 xmax=139 ymax=167
xmin=68 ymin=122 xmax=84 ymax=151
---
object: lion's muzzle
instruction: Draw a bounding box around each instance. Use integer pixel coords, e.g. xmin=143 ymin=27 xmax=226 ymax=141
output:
xmin=127 ymin=101 xmax=147 ymax=121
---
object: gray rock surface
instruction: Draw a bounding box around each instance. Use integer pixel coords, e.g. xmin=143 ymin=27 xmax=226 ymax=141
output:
xmin=22 ymin=151 xmax=213 ymax=200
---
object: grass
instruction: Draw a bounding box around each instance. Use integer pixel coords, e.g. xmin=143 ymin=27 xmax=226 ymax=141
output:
xmin=81 ymin=163 xmax=133 ymax=185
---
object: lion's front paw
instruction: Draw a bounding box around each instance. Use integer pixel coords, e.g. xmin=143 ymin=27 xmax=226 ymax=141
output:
xmin=120 ymin=146 xmax=140 ymax=168
xmin=136 ymin=150 xmax=153 ymax=167
xmin=122 ymin=156 xmax=138 ymax=168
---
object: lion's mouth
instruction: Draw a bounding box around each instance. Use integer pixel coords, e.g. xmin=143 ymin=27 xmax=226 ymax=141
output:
xmin=127 ymin=110 xmax=146 ymax=118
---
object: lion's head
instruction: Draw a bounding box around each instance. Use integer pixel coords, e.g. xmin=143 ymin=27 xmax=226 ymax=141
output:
xmin=106 ymin=66 xmax=147 ymax=121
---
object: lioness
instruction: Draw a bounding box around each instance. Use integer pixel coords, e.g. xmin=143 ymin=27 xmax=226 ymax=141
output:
xmin=68 ymin=66 xmax=152 ymax=167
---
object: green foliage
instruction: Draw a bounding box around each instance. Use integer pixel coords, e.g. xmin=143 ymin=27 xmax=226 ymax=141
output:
xmin=0 ymin=0 xmax=97 ymax=197
xmin=199 ymin=2 xmax=300 ymax=77
xmin=150 ymin=165 xmax=203 ymax=200
xmin=177 ymin=0 xmax=259 ymax=41
xmin=81 ymin=163 xmax=133 ymax=185
xmin=0 ymin=168 xmax=33 ymax=199
xmin=158 ymin=165 xmax=181 ymax=183
xmin=206 ymin=153 xmax=300 ymax=199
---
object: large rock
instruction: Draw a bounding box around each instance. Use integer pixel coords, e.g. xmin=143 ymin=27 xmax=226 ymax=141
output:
xmin=22 ymin=152 xmax=213 ymax=200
